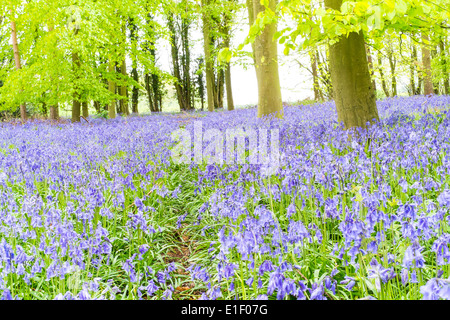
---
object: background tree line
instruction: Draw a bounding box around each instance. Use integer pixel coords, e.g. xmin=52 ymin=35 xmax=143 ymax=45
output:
xmin=0 ymin=0 xmax=449 ymax=130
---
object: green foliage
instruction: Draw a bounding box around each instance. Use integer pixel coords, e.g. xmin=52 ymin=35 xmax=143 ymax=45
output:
xmin=0 ymin=0 xmax=167 ymax=114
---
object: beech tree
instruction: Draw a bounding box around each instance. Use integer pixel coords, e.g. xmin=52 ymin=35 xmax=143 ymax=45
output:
xmin=254 ymin=0 xmax=450 ymax=129
xmin=246 ymin=0 xmax=283 ymax=118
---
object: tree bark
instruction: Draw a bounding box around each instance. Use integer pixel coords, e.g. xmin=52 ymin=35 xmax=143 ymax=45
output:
xmin=72 ymin=50 xmax=81 ymax=122
xmin=223 ymin=5 xmax=234 ymax=111
xmin=247 ymin=0 xmax=283 ymax=118
xmin=129 ymin=19 xmax=140 ymax=114
xmin=202 ymin=0 xmax=215 ymax=112
xmin=49 ymin=105 xmax=59 ymax=120
xmin=120 ymin=59 xmax=129 ymax=115
xmin=82 ymin=101 xmax=89 ymax=118
xmin=225 ymin=62 xmax=234 ymax=110
xmin=387 ymin=51 xmax=397 ymax=97
xmin=310 ymin=50 xmax=321 ymax=101
xmin=47 ymin=24 xmax=59 ymax=120
xmin=10 ymin=16 xmax=27 ymax=122
xmin=325 ymin=0 xmax=379 ymax=129
xmin=422 ymin=33 xmax=434 ymax=95
xmin=410 ymin=37 xmax=417 ymax=96
xmin=440 ymin=39 xmax=449 ymax=95
xmin=108 ymin=60 xmax=116 ymax=119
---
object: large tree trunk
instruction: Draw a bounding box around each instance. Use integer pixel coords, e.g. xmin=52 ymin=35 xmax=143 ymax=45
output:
xmin=247 ymin=0 xmax=283 ymax=118
xmin=201 ymin=0 xmax=215 ymax=112
xmin=325 ymin=0 xmax=378 ymax=129
xmin=108 ymin=60 xmax=116 ymax=119
xmin=422 ymin=33 xmax=434 ymax=95
xmin=10 ymin=16 xmax=27 ymax=122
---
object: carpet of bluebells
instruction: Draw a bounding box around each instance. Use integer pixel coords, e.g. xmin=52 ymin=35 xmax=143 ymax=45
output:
xmin=2 ymin=96 xmax=450 ymax=300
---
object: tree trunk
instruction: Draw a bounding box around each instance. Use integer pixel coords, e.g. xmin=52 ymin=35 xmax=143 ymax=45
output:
xmin=72 ymin=50 xmax=81 ymax=123
xmin=377 ymin=54 xmax=390 ymax=97
xmin=440 ymin=39 xmax=450 ymax=95
xmin=431 ymin=40 xmax=439 ymax=94
xmin=49 ymin=105 xmax=59 ymax=120
xmin=120 ymin=59 xmax=129 ymax=115
xmin=82 ymin=101 xmax=89 ymax=118
xmin=310 ymin=50 xmax=321 ymax=101
xmin=129 ymin=19 xmax=140 ymax=114
xmin=317 ymin=50 xmax=333 ymax=99
xmin=325 ymin=0 xmax=378 ymax=129
xmin=387 ymin=51 xmax=397 ymax=97
xmin=108 ymin=60 xmax=116 ymax=119
xmin=410 ymin=38 xmax=417 ymax=96
xmin=131 ymin=67 xmax=139 ymax=114
xmin=225 ymin=62 xmax=234 ymax=110
xmin=47 ymin=24 xmax=59 ymax=120
xmin=202 ymin=0 xmax=215 ymax=112
xmin=247 ymin=0 xmax=283 ymax=118
xmin=223 ymin=9 xmax=234 ymax=111
xmin=422 ymin=33 xmax=434 ymax=95
xmin=217 ymin=69 xmax=225 ymax=109
xmin=10 ymin=16 xmax=27 ymax=122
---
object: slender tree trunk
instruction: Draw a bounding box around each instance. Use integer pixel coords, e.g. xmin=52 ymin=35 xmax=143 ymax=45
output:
xmin=440 ymin=39 xmax=450 ymax=95
xmin=120 ymin=59 xmax=129 ymax=115
xmin=10 ymin=16 xmax=27 ymax=122
xmin=223 ymin=6 xmax=234 ymax=111
xmin=181 ymin=17 xmax=192 ymax=110
xmin=167 ymin=15 xmax=187 ymax=111
xmin=377 ymin=55 xmax=390 ymax=97
xmin=129 ymin=19 xmax=140 ymax=114
xmin=310 ymin=50 xmax=321 ymax=101
xmin=247 ymin=0 xmax=283 ymax=118
xmin=217 ymin=69 xmax=225 ymax=109
xmin=410 ymin=38 xmax=417 ymax=96
xmin=387 ymin=51 xmax=397 ymax=97
xmin=47 ymin=24 xmax=59 ymax=120
xmin=316 ymin=50 xmax=333 ymax=99
xmin=72 ymin=41 xmax=81 ymax=122
xmin=431 ymin=40 xmax=439 ymax=94
xmin=422 ymin=33 xmax=434 ymax=95
xmin=225 ymin=62 xmax=234 ymax=110
xmin=131 ymin=67 xmax=139 ymax=114
xmin=108 ymin=60 xmax=116 ymax=119
xmin=325 ymin=0 xmax=378 ymax=129
xmin=202 ymin=0 xmax=215 ymax=112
